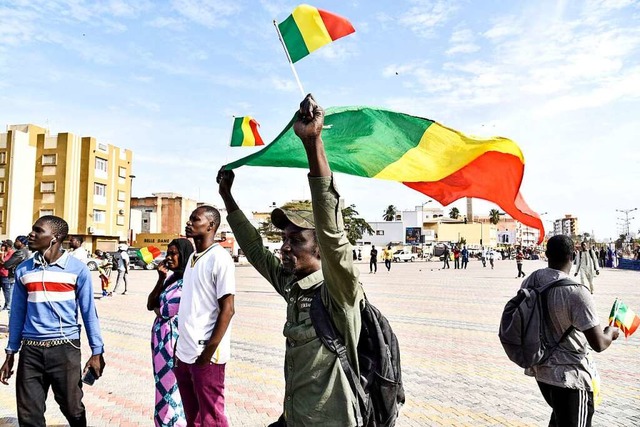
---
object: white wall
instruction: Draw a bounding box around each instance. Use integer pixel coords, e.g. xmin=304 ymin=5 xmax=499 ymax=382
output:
xmin=7 ymin=130 xmax=37 ymax=237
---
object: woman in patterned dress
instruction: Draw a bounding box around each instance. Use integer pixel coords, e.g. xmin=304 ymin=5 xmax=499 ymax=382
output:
xmin=147 ymin=238 xmax=194 ymax=427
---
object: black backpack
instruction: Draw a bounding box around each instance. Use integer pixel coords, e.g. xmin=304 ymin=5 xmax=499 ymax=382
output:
xmin=310 ymin=286 xmax=405 ymax=427
xmin=498 ymin=278 xmax=578 ymax=368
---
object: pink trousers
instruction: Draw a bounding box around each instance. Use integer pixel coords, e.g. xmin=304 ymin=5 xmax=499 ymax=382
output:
xmin=175 ymin=358 xmax=228 ymax=427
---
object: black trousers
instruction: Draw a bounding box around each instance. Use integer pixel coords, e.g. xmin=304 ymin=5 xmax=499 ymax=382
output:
xmin=537 ymin=381 xmax=594 ymax=427
xmin=17 ymin=340 xmax=87 ymax=427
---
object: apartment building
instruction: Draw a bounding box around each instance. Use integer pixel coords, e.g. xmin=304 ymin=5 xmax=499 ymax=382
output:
xmin=131 ymin=193 xmax=200 ymax=235
xmin=0 ymin=124 xmax=133 ymax=252
xmin=553 ymin=214 xmax=579 ymax=237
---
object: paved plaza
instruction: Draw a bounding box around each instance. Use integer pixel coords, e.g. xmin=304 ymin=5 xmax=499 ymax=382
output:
xmin=0 ymin=257 xmax=638 ymax=426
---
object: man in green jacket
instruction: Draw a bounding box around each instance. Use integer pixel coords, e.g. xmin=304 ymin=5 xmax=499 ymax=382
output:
xmin=217 ymin=94 xmax=364 ymax=426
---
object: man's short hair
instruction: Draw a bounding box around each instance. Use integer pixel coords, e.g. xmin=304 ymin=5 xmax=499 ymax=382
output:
xmin=70 ymin=235 xmax=84 ymax=244
xmin=39 ymin=215 xmax=69 ymax=242
xmin=546 ymin=235 xmax=574 ymax=263
xmin=197 ymin=205 xmax=221 ymax=230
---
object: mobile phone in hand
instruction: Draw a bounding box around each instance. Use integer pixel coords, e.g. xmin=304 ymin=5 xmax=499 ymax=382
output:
xmin=82 ymin=368 xmax=97 ymax=386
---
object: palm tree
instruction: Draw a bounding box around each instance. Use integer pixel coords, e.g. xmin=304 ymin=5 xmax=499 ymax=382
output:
xmin=449 ymin=207 xmax=460 ymax=219
xmin=489 ymin=209 xmax=501 ymax=225
xmin=383 ymin=205 xmax=397 ymax=221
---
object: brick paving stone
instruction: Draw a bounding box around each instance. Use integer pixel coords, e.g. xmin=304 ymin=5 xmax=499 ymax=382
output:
xmin=0 ymin=258 xmax=638 ymax=425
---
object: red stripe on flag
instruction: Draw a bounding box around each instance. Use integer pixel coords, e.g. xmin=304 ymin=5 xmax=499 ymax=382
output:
xmin=625 ymin=315 xmax=640 ymax=337
xmin=25 ymin=282 xmax=76 ymax=293
xmin=249 ymin=119 xmax=265 ymax=146
xmin=404 ymin=151 xmax=544 ymax=244
xmin=318 ymin=9 xmax=355 ymax=41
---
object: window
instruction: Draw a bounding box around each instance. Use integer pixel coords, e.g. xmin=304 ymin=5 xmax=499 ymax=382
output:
xmin=376 ymin=230 xmax=385 ymax=235
xmin=0 ymin=152 xmax=5 ymax=164
xmin=42 ymin=154 xmax=57 ymax=165
xmin=93 ymin=210 xmax=106 ymax=223
xmin=95 ymin=157 xmax=107 ymax=173
xmin=118 ymin=166 xmax=127 ymax=178
xmin=40 ymin=209 xmax=54 ymax=216
xmin=116 ymin=215 xmax=125 ymax=226
xmin=0 ymin=181 xmax=4 ymax=193
xmin=94 ymin=183 xmax=106 ymax=197
xmin=117 ymin=190 xmax=126 ymax=201
xmin=98 ymin=143 xmax=108 ymax=152
xmin=40 ymin=182 xmax=55 ymax=193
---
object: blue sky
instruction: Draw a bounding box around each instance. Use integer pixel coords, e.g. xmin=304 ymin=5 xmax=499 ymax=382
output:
xmin=1 ymin=0 xmax=639 ymax=241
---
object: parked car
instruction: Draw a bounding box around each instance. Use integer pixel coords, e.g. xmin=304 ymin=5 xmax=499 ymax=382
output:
xmin=393 ymin=250 xmax=416 ymax=262
xmin=151 ymin=251 xmax=167 ymax=269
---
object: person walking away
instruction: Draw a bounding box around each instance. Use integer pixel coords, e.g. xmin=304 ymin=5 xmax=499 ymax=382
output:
xmin=598 ymin=247 xmax=606 ymax=269
xmin=382 ymin=245 xmax=393 ymax=272
xmin=523 ymin=235 xmax=618 ymax=426
xmin=0 ymin=241 xmax=15 ymax=310
xmin=574 ymin=242 xmax=600 ymax=294
xmin=460 ymin=246 xmax=469 ymax=269
xmin=481 ymin=246 xmax=487 ymax=267
xmin=515 ymin=249 xmax=526 ymax=278
xmin=0 ymin=236 xmax=31 ymax=311
xmin=369 ymin=245 xmax=378 ymax=274
xmin=147 ymin=238 xmax=194 ymax=427
xmin=217 ymin=94 xmax=365 ymax=426
xmin=175 ymin=206 xmax=235 ymax=427
xmin=0 ymin=215 xmax=105 ymax=426
xmin=113 ymin=244 xmax=129 ymax=295
xmin=442 ymin=245 xmax=450 ymax=269
xmin=489 ymin=248 xmax=496 ymax=269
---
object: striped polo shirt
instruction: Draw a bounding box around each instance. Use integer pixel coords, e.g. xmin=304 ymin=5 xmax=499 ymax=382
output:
xmin=6 ymin=250 xmax=104 ymax=355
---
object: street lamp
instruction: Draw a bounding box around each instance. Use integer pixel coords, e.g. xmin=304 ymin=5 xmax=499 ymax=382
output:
xmin=128 ymin=174 xmax=136 ymax=245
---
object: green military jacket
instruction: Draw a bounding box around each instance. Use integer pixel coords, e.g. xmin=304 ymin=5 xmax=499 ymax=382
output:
xmin=228 ymin=175 xmax=363 ymax=426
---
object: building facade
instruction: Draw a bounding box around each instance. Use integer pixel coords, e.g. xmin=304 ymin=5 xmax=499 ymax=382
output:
xmin=0 ymin=124 xmax=133 ymax=252
xmin=553 ymin=214 xmax=579 ymax=237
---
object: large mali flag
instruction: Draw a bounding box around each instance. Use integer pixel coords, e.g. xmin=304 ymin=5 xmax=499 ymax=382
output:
xmin=230 ymin=116 xmax=264 ymax=147
xmin=137 ymin=246 xmax=162 ymax=265
xmin=609 ymin=299 xmax=640 ymax=338
xmin=225 ymin=106 xmax=545 ymax=243
xmin=278 ymin=4 xmax=355 ymax=63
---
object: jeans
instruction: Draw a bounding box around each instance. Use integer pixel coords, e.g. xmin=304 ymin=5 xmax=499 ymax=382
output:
xmin=113 ymin=269 xmax=128 ymax=293
xmin=17 ymin=340 xmax=87 ymax=427
xmin=1 ymin=277 xmax=13 ymax=309
xmin=175 ymin=359 xmax=228 ymax=427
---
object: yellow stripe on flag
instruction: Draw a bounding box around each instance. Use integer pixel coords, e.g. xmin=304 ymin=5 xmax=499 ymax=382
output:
xmin=374 ymin=122 xmax=525 ymax=182
xmin=240 ymin=117 xmax=256 ymax=146
xmin=292 ymin=5 xmax=333 ymax=54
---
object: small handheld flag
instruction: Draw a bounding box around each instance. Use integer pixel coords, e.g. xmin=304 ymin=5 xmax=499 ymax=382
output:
xmin=137 ymin=246 xmax=162 ymax=265
xmin=277 ymin=4 xmax=355 ymax=63
xmin=609 ymin=298 xmax=640 ymax=338
xmin=230 ymin=116 xmax=264 ymax=147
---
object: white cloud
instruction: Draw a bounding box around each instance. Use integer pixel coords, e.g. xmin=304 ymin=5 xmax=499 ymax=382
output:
xmin=399 ymin=0 xmax=459 ymax=38
xmin=446 ymin=28 xmax=479 ymax=55
xmin=171 ymin=0 xmax=240 ymax=28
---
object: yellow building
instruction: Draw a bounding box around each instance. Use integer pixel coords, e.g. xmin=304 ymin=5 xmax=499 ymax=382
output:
xmin=0 ymin=124 xmax=133 ymax=252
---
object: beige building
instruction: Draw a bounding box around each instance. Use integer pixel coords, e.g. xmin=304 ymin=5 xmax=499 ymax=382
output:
xmin=0 ymin=124 xmax=133 ymax=252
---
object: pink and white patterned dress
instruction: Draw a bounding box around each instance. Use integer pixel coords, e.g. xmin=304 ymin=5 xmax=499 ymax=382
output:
xmin=151 ymin=278 xmax=186 ymax=427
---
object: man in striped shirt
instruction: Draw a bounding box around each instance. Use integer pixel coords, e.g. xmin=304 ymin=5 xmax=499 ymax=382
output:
xmin=0 ymin=215 xmax=105 ymax=427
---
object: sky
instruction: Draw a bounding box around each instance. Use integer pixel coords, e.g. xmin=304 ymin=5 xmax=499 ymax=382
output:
xmin=1 ymin=0 xmax=639 ymax=241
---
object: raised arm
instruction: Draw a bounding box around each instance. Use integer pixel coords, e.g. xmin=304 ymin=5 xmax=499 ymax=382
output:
xmin=294 ymin=94 xmax=361 ymax=306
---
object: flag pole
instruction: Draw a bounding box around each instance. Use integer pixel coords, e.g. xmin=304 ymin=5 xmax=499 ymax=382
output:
xmin=609 ymin=298 xmax=619 ymax=327
xmin=273 ymin=20 xmax=306 ymax=97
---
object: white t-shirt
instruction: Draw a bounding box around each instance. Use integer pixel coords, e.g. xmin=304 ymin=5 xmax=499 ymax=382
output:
xmin=176 ymin=243 xmax=236 ymax=364
xmin=70 ymin=247 xmax=88 ymax=262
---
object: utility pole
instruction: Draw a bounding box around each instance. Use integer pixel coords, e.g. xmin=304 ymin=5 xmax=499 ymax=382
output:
xmin=616 ymin=208 xmax=637 ymax=238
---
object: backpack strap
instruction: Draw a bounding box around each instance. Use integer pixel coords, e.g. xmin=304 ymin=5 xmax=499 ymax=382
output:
xmin=540 ymin=278 xmax=583 ymax=352
xmin=310 ymin=286 xmax=366 ymax=427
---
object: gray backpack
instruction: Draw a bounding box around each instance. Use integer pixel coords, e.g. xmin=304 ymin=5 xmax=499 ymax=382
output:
xmin=498 ymin=278 xmax=575 ymax=368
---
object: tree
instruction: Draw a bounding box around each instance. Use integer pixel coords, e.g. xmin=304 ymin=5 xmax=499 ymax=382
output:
xmin=344 ymin=204 xmax=374 ymax=245
xmin=383 ymin=205 xmax=397 ymax=221
xmin=449 ymin=207 xmax=460 ymax=219
xmin=258 ymin=220 xmax=282 ymax=242
xmin=489 ymin=209 xmax=501 ymax=225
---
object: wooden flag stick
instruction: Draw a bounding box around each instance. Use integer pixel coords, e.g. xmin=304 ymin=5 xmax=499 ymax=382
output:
xmin=273 ymin=20 xmax=306 ymax=97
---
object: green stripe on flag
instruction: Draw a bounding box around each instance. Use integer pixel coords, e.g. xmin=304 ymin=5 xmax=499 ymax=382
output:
xmin=278 ymin=15 xmax=310 ymax=63
xmin=226 ymin=106 xmax=432 ymax=176
xmin=230 ymin=117 xmax=245 ymax=147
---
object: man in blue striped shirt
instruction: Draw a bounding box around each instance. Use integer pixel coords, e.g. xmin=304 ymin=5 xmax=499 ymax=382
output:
xmin=0 ymin=215 xmax=105 ymax=427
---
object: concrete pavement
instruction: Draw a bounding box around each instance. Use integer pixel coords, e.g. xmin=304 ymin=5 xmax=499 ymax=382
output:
xmin=0 ymin=257 xmax=638 ymax=426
